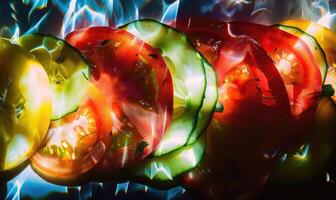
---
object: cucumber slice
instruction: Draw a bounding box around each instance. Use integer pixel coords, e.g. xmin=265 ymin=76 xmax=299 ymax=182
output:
xmin=129 ymin=135 xmax=205 ymax=182
xmin=18 ymin=34 xmax=90 ymax=120
xmin=122 ymin=19 xmax=206 ymax=156
xmin=187 ymin=60 xmax=218 ymax=145
xmin=274 ymin=24 xmax=328 ymax=84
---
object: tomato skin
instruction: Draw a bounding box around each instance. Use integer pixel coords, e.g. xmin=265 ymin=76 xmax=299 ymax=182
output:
xmin=30 ymin=83 xmax=112 ymax=182
xmin=66 ymin=27 xmax=173 ymax=170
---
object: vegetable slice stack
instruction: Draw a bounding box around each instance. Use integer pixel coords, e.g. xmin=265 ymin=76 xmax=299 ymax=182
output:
xmin=0 ymin=15 xmax=335 ymax=200
xmin=122 ymin=19 xmax=207 ymax=156
xmin=229 ymin=21 xmax=323 ymax=147
xmin=121 ymin=19 xmax=218 ymax=184
xmin=269 ymin=97 xmax=336 ymax=186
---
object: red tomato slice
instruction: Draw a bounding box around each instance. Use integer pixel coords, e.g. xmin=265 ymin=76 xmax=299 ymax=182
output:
xmin=175 ymin=18 xmax=292 ymax=198
xmin=214 ymin=37 xmax=292 ymax=197
xmin=31 ymin=83 xmax=112 ymax=181
xmin=175 ymin=17 xmax=291 ymax=131
xmin=229 ymin=21 xmax=322 ymax=117
xmin=66 ymin=27 xmax=173 ymax=170
xmin=193 ymin=36 xmax=291 ymax=199
xmin=176 ymin=18 xmax=322 ymax=145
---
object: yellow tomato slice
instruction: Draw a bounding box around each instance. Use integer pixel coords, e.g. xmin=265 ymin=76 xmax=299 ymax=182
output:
xmin=0 ymin=38 xmax=52 ymax=171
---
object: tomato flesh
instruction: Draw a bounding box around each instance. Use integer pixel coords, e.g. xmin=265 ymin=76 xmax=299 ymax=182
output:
xmin=31 ymin=83 xmax=112 ymax=181
xmin=66 ymin=27 xmax=173 ymax=170
xmin=229 ymin=21 xmax=322 ymax=112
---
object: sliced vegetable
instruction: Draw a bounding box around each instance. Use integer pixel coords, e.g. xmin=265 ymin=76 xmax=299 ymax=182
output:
xmin=185 ymin=36 xmax=291 ymax=200
xmin=0 ymin=38 xmax=52 ymax=171
xmin=281 ymin=19 xmax=336 ymax=103
xmin=274 ymin=24 xmax=328 ymax=84
xmin=66 ymin=27 xmax=173 ymax=169
xmin=270 ymin=97 xmax=336 ymax=186
xmin=208 ymin=36 xmax=291 ymax=194
xmin=187 ymin=61 xmax=218 ymax=145
xmin=229 ymin=21 xmax=322 ymax=118
xmin=175 ymin=17 xmax=292 ymax=198
xmin=122 ymin=19 xmax=207 ymax=156
xmin=280 ymin=19 xmax=336 ymax=66
xmin=18 ymin=34 xmax=90 ymax=120
xmin=31 ymin=83 xmax=112 ymax=182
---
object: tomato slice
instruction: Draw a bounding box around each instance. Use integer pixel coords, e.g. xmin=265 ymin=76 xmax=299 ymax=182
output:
xmin=189 ymin=37 xmax=291 ymax=199
xmin=177 ymin=18 xmax=323 ymax=144
xmin=229 ymin=21 xmax=322 ymax=113
xmin=66 ymin=27 xmax=173 ymax=170
xmin=0 ymin=38 xmax=52 ymax=171
xmin=281 ymin=19 xmax=336 ymax=102
xmin=175 ymin=18 xmax=292 ymax=198
xmin=30 ymin=83 xmax=112 ymax=181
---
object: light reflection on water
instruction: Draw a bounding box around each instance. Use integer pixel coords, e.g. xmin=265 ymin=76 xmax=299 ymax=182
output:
xmin=5 ymin=166 xmax=186 ymax=200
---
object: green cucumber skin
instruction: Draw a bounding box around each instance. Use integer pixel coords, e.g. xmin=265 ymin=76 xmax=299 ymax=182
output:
xmin=17 ymin=34 xmax=90 ymax=120
xmin=187 ymin=60 xmax=218 ymax=145
xmin=274 ymin=24 xmax=328 ymax=84
xmin=122 ymin=19 xmax=207 ymax=156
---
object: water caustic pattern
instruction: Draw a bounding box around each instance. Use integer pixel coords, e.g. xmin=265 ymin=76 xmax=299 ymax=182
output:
xmin=66 ymin=27 xmax=174 ymax=170
xmin=0 ymin=38 xmax=52 ymax=171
